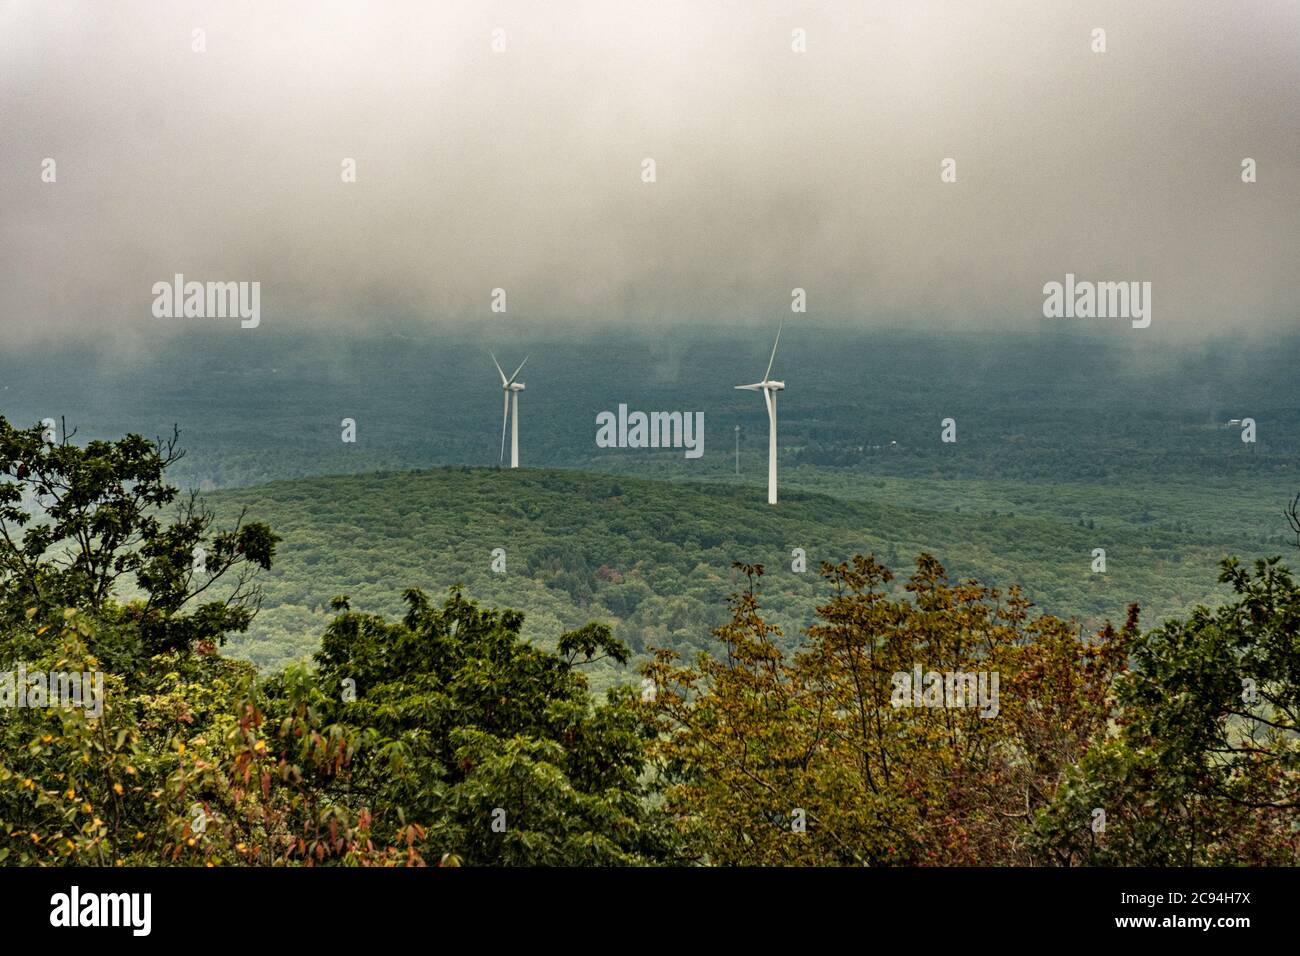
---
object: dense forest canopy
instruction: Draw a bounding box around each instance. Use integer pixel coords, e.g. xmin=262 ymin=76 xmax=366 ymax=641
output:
xmin=206 ymin=466 xmax=1249 ymax=680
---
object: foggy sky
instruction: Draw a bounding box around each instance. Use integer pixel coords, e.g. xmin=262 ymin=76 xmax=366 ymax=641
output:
xmin=2 ymin=0 xmax=1298 ymax=350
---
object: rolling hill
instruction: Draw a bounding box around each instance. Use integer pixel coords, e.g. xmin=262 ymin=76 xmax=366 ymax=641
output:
xmin=207 ymin=465 xmax=1274 ymax=685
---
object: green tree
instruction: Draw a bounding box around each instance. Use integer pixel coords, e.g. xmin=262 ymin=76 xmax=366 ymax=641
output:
xmin=0 ymin=418 xmax=278 ymax=664
xmin=1031 ymin=556 xmax=1300 ymax=865
xmin=280 ymin=587 xmax=679 ymax=865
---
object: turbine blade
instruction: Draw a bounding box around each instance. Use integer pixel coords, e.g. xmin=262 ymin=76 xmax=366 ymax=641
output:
xmin=508 ymin=355 xmax=529 ymax=385
xmin=763 ymin=322 xmax=783 ymax=382
xmin=491 ymin=352 xmax=508 ymax=386
xmin=763 ymin=386 xmax=774 ymax=423
xmin=500 ymin=390 xmax=510 ymax=462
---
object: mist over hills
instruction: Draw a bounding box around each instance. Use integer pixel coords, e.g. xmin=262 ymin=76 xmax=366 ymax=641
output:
xmin=3 ymin=324 xmax=1294 ymax=674
xmin=1 ymin=323 xmax=1296 ymax=490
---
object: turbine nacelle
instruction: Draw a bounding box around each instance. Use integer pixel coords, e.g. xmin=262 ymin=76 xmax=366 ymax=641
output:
xmin=491 ymin=352 xmax=528 ymax=388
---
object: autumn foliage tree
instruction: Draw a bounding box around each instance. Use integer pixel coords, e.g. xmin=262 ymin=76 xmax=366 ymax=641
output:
xmin=641 ymin=555 xmax=1133 ymax=865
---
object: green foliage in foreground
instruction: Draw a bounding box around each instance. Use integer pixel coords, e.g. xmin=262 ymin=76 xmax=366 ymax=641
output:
xmin=4 ymin=553 xmax=1298 ymax=866
xmin=1031 ymin=555 xmax=1300 ymax=865
xmin=0 ymin=591 xmax=673 ymax=865
xmin=1 ymin=420 xmax=1297 ymax=866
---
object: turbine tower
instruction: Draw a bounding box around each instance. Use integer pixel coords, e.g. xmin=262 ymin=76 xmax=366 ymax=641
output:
xmin=735 ymin=323 xmax=784 ymax=504
xmin=491 ymin=352 xmax=528 ymax=468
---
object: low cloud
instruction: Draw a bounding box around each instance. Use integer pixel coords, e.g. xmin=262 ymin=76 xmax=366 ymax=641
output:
xmin=1 ymin=0 xmax=1297 ymax=350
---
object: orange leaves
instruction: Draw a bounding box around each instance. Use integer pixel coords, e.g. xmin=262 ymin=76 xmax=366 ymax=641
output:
xmin=647 ymin=552 xmax=1133 ymax=865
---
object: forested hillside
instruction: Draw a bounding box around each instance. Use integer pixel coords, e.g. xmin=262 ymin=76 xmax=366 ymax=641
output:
xmin=6 ymin=326 xmax=1294 ymax=682
xmin=206 ymin=466 xmax=1269 ymax=678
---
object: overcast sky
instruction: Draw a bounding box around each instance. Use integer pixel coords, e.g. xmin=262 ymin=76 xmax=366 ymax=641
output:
xmin=2 ymin=0 xmax=1297 ymax=349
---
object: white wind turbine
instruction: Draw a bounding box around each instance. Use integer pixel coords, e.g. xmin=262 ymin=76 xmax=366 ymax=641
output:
xmin=491 ymin=352 xmax=528 ymax=469
xmin=735 ymin=323 xmax=784 ymax=505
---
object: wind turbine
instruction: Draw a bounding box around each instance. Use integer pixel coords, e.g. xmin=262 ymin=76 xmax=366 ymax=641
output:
xmin=491 ymin=352 xmax=528 ymax=468
xmin=735 ymin=323 xmax=784 ymax=504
